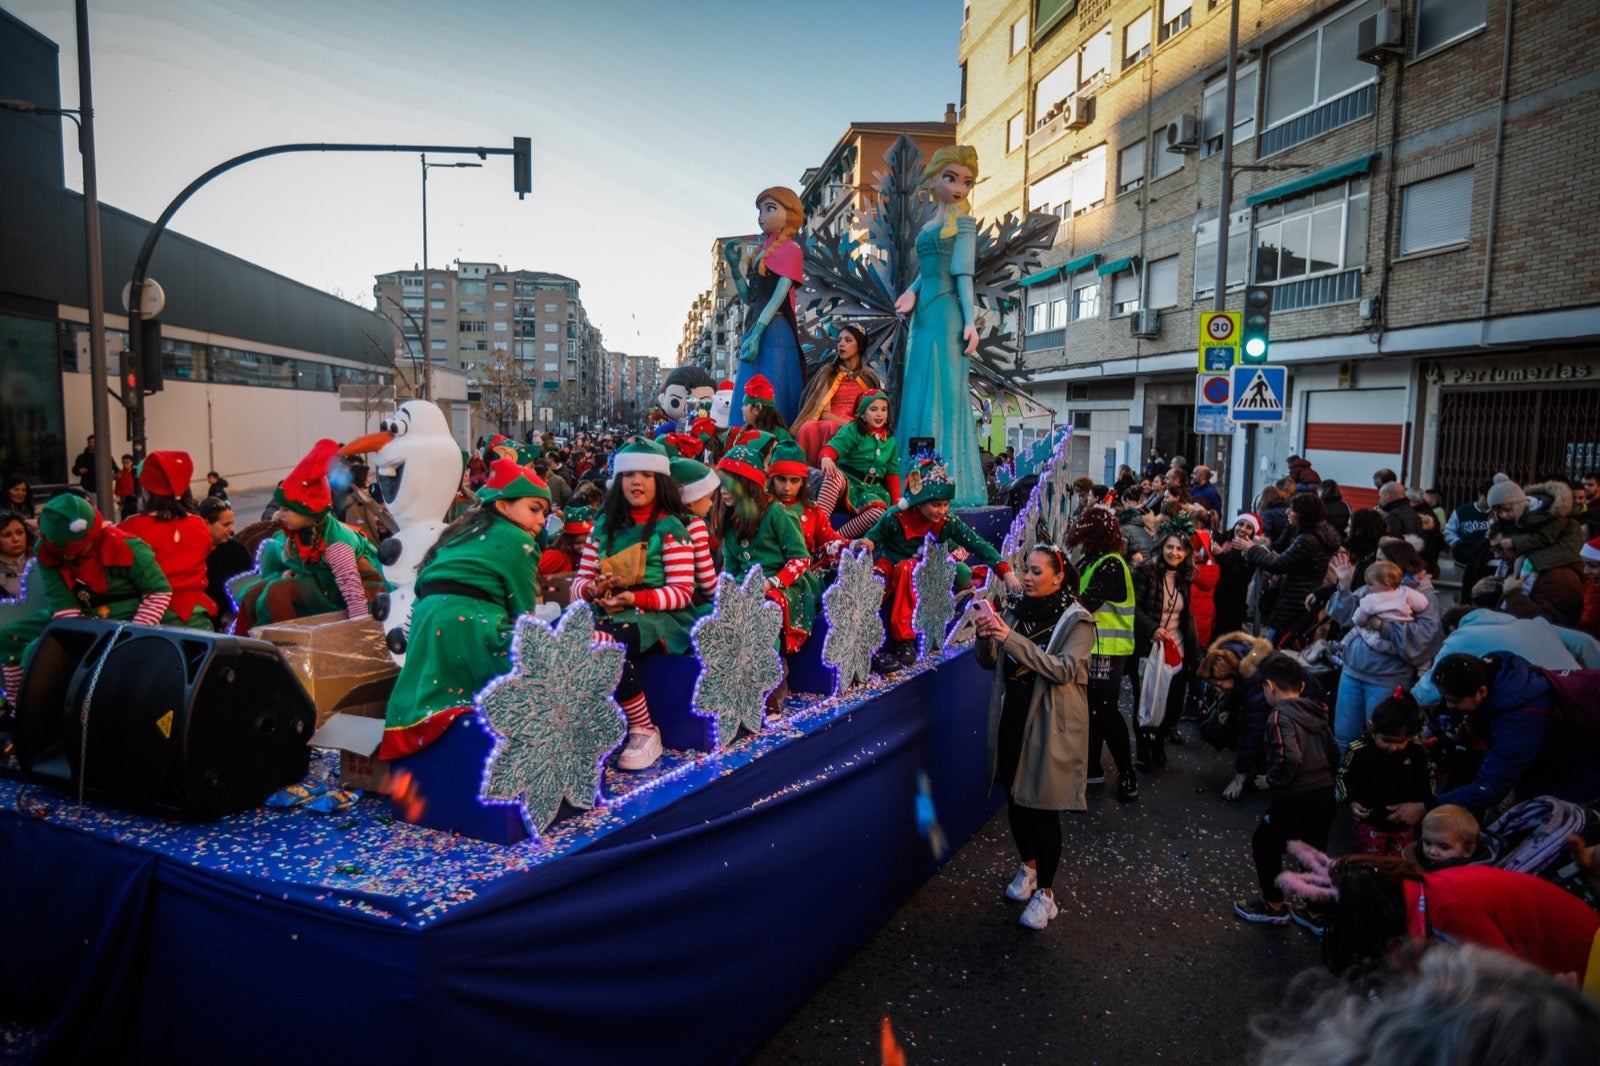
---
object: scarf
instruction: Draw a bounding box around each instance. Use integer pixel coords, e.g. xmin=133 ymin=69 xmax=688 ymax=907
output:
xmin=1004 ymin=590 xmax=1072 ymax=683
xmin=36 ymin=522 xmax=136 ymax=595
xmin=283 ymin=515 xmax=329 ymax=565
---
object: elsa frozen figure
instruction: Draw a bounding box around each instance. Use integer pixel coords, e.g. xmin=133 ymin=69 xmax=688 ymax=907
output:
xmin=725 ymin=187 xmax=805 ymax=427
xmin=894 ymin=145 xmax=985 ymax=508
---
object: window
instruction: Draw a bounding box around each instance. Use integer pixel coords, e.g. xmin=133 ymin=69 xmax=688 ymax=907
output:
xmin=1201 ymin=62 xmax=1257 ymax=156
xmin=493 ymin=301 xmax=507 ymax=311
xmin=459 ymin=301 xmax=485 ymax=314
xmin=1071 ymin=271 xmax=1100 ymax=320
xmin=1051 ymin=293 xmax=1069 ymax=328
xmin=459 ymin=281 xmax=486 ymax=295
xmin=430 ymin=280 xmax=444 ymax=290
xmin=1159 ymin=0 xmax=1192 ymax=43
xmin=1416 ymin=0 xmax=1486 ymax=54
xmin=402 ymin=296 xmax=423 ymax=310
xmin=1264 ymin=1 xmax=1378 ymax=130
xmin=958 ymin=62 xmax=967 ymax=115
xmin=401 ymin=275 xmax=422 ymax=289
xmin=1112 ymin=270 xmax=1141 ymax=315
xmin=1123 ymin=11 xmax=1152 ymax=68
xmin=1011 ymin=14 xmax=1029 ymax=55
xmin=1080 ymin=27 xmax=1112 ymax=88
xmin=1147 ymin=255 xmax=1180 ymax=309
xmin=544 ymin=303 xmax=558 ymax=312
xmin=429 ymin=297 xmax=444 ymax=309
xmin=1028 ymin=298 xmax=1051 ymax=333
xmin=544 ymin=323 xmax=558 ymax=332
xmin=1034 ymin=55 xmax=1077 ymax=128
xmin=1194 ymin=209 xmax=1251 ymax=299
xmin=1069 ymin=146 xmax=1107 ymax=216
xmin=1400 ymin=169 xmax=1474 ymax=253
xmin=460 ymin=320 xmax=487 ymax=333
xmin=492 ymin=281 xmax=507 ymax=291
xmin=1118 ymin=140 xmax=1147 ymax=194
xmin=493 ymin=321 xmax=508 ymax=331
xmin=1007 ymin=111 xmax=1026 ymax=153
xmin=1253 ymin=178 xmax=1370 ymax=283
xmin=544 ymin=342 xmax=558 ymax=352
xmin=430 ymin=337 xmax=446 ymax=350
xmin=1151 ymin=127 xmax=1183 ymax=180
xmin=1036 ymin=0 xmax=1077 ymax=43
xmin=430 ymin=317 xmax=446 ymax=329
xmin=544 ymin=362 xmax=559 ymax=372
xmin=1029 ymin=165 xmax=1074 ymax=219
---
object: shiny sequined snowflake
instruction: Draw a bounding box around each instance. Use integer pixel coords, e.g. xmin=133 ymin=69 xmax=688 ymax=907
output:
xmin=822 ymin=547 xmax=886 ymax=695
xmin=911 ymin=533 xmax=960 ymax=658
xmin=691 ymin=568 xmax=784 ymax=747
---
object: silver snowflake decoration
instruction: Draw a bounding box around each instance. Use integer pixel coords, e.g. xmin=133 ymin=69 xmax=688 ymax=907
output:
xmin=911 ymin=533 xmax=960 ymax=659
xmin=946 ymin=570 xmax=998 ymax=647
xmin=476 ymin=605 xmax=627 ymax=833
xmin=691 ymin=567 xmax=785 ymax=747
xmin=1001 ymin=426 xmax=1076 ymax=571
xmin=822 ymin=547 xmax=886 ymax=696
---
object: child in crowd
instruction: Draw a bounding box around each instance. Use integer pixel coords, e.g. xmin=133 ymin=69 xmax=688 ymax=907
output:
xmin=381 ymin=458 xmax=550 ymax=758
xmin=205 ymin=470 xmax=229 ymax=501
xmin=713 ymin=440 xmax=818 ymax=658
xmin=1347 ymin=561 xmax=1430 ymax=655
xmin=1407 ymin=804 xmax=1483 ymax=872
xmin=538 ymin=482 xmax=602 ymax=577
xmin=767 ymin=440 xmax=843 ymax=570
xmin=1336 ymin=688 xmax=1434 ymax=856
xmin=670 ymin=456 xmax=723 ymax=603
xmin=818 ymin=391 xmax=901 ymax=540
xmin=114 ymin=454 xmax=137 ymax=519
xmin=733 ymin=375 xmax=794 ymax=452
xmin=119 ymin=450 xmax=216 ymax=629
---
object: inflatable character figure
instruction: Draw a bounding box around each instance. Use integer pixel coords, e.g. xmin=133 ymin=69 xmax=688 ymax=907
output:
xmin=725 ymin=188 xmax=805 ymax=427
xmin=652 ymin=365 xmax=717 ymax=438
xmin=710 ymin=379 xmax=735 ymax=430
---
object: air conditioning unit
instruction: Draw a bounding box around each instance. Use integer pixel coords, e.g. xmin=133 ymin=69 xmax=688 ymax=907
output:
xmin=1357 ymin=2 xmax=1404 ymax=61
xmin=1165 ymin=114 xmax=1199 ymax=153
xmin=1065 ymin=95 xmax=1094 ymax=130
xmin=1130 ymin=309 xmax=1161 ymax=338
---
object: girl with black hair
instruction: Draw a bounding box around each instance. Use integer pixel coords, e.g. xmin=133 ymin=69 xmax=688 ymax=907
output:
xmin=793 ymin=324 xmax=883 ymax=464
xmin=713 ymin=441 xmax=817 ymax=658
xmin=817 ymin=390 xmax=901 ymax=540
xmin=1132 ymin=528 xmax=1199 ymax=770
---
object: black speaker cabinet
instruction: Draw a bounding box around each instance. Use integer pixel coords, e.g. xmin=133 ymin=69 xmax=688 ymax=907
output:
xmin=13 ymin=618 xmax=316 ymax=818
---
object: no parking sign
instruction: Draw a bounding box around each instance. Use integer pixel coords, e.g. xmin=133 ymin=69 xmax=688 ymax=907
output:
xmin=1195 ymin=373 xmax=1232 ymax=435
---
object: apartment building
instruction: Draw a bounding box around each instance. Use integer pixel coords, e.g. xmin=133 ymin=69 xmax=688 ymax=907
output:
xmin=960 ymin=0 xmax=1600 ymax=511
xmin=799 ymin=117 xmax=958 ymax=240
xmin=677 ymin=234 xmax=761 ymax=381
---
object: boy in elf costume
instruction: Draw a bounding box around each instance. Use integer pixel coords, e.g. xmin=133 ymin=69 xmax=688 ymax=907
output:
xmin=382 ymin=458 xmax=551 ymax=758
xmin=670 ymin=455 xmax=723 ymax=602
xmin=0 ymin=495 xmax=176 ymax=704
xmin=119 ymin=449 xmax=216 ymax=629
xmin=854 ymin=455 xmax=1021 ymax=668
xmin=232 ymin=439 xmax=389 ymax=634
xmin=714 ymin=441 xmax=819 ymax=655
xmin=818 ymin=390 xmax=901 ymax=540
xmin=767 ymin=439 xmax=844 ymax=570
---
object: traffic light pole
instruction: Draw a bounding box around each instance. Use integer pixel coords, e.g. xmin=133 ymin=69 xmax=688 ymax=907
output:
xmin=123 ymin=139 xmax=529 ymax=462
xmin=1213 ymin=0 xmax=1255 ymax=519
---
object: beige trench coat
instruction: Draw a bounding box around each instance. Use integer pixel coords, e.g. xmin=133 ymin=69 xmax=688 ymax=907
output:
xmin=976 ymin=601 xmax=1095 ymax=812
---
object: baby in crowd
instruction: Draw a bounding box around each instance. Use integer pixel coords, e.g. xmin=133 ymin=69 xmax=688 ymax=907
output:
xmin=1346 ymin=561 xmax=1430 ymax=655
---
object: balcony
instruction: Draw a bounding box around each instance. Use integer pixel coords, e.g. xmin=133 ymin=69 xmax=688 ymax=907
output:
xmin=1260 ymin=84 xmax=1376 ymax=158
xmin=1270 ymin=268 xmax=1362 ymax=311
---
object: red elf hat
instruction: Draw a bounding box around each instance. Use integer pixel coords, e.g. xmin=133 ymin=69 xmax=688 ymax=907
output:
xmin=274 ymin=439 xmax=341 ymax=517
xmin=742 ymin=375 xmax=776 ymax=408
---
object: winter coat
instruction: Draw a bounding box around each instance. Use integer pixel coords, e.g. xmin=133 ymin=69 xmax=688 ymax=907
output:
xmin=1413 ymin=608 xmax=1600 ymax=705
xmin=1327 ymin=577 xmax=1443 ymax=685
xmin=1381 ymin=497 xmax=1424 ymax=539
xmin=1434 ymin=652 xmax=1600 ymax=815
xmin=1245 ymin=521 xmax=1343 ymax=629
xmin=979 ymin=602 xmax=1095 ymax=811
xmin=1118 ymin=506 xmax=1158 ymax=562
xmin=1132 ymin=558 xmax=1199 ymax=665
xmin=1287 ymin=457 xmax=1321 ymax=488
xmin=1419 ymin=865 xmax=1600 ymax=978
xmin=1501 ymin=561 xmax=1585 ymax=629
xmin=1211 ymin=547 xmax=1254 ymax=636
xmin=1322 ymin=495 xmax=1351 ymax=537
xmin=1264 ymin=696 xmax=1339 ymax=796
xmin=1221 ymin=637 xmax=1329 ymax=776
xmin=1509 ymin=479 xmax=1584 ymax=573
xmin=1191 ymin=481 xmax=1223 ymax=515
xmin=1261 ymin=498 xmax=1291 ymax=549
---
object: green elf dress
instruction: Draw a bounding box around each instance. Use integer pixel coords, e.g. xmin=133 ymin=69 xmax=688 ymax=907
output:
xmin=822 ymin=414 xmax=902 ymax=512
xmin=381 ymin=458 xmax=550 ymax=759
xmin=717 ymin=441 xmax=820 ymax=654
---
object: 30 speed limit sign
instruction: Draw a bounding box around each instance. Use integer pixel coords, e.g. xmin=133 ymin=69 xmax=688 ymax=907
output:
xmin=1198 ymin=311 xmax=1241 ymax=372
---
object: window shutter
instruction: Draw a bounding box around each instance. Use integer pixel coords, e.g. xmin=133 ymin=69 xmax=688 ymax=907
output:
xmin=1401 ymin=169 xmax=1474 ymax=253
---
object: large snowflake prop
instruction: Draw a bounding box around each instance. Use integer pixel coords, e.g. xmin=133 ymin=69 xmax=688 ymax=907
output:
xmin=691 ymin=568 xmax=785 ymax=747
xmin=477 ymin=606 xmax=626 ymax=832
xmin=911 ymin=534 xmax=960 ymax=659
xmin=822 ymin=547 xmax=886 ymax=696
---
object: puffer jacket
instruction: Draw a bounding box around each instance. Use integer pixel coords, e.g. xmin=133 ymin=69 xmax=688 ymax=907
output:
xmin=1509 ymin=479 xmax=1583 ymax=573
xmin=1245 ymin=520 xmax=1343 ymax=629
xmin=1132 ymin=557 xmax=1199 ymax=665
xmin=1265 ymin=696 xmax=1339 ymax=795
xmin=1118 ymin=506 xmax=1158 ymax=562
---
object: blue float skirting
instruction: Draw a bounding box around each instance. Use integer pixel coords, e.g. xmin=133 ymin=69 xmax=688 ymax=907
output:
xmin=0 ymin=648 xmax=999 ymax=1063
xmin=828 ymin=506 xmax=1012 ymax=553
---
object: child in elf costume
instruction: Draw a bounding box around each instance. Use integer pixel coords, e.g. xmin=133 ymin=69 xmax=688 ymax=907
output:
xmin=381 ymin=458 xmax=551 ymax=759
xmin=671 ymin=456 xmax=723 ymax=602
xmin=818 ymin=391 xmax=901 ymax=540
xmin=734 ymin=375 xmax=795 ymax=450
xmin=539 ymin=505 xmax=595 ymax=578
xmin=232 ymin=439 xmax=389 ymax=634
xmin=854 ymin=455 xmax=1021 ymax=669
xmin=119 ymin=450 xmax=216 ymax=629
xmin=767 ymin=439 xmax=844 ymax=570
xmin=0 ymin=495 xmax=176 ymax=703
xmin=570 ymin=438 xmax=697 ymax=772
xmin=714 ymin=441 xmax=819 ymax=655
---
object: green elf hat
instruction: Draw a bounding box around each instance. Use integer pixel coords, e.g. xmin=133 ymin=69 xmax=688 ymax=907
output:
xmin=898 ymin=454 xmax=956 ymax=510
xmin=670 ymin=456 xmax=721 ymax=505
xmin=561 ymin=505 xmax=597 ymax=535
xmin=717 ymin=440 xmax=768 ymax=488
xmin=39 ymin=493 xmax=100 ymax=546
xmin=515 ymin=443 xmax=541 ymax=465
xmin=477 ymin=456 xmax=551 ymax=505
xmin=612 ymin=436 xmax=672 ymax=477
xmin=483 ymin=434 xmax=517 ymax=461
xmin=855 ymin=390 xmax=891 ymax=417
xmin=273 ymin=438 xmax=341 ymax=517
xmin=742 ymin=374 xmax=777 ymax=408
xmin=766 ymin=439 xmax=809 ymax=479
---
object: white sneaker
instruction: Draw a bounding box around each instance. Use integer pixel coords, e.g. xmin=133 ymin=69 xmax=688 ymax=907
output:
xmin=1005 ymin=863 xmax=1038 ymax=901
xmin=1019 ymin=889 xmax=1058 ymax=930
xmin=617 ymin=728 xmax=662 ymax=771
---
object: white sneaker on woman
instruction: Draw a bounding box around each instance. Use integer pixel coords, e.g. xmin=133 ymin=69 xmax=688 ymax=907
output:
xmin=1019 ymin=889 xmax=1059 ymax=930
xmin=1005 ymin=863 xmax=1037 ymax=901
xmin=617 ymin=728 xmax=662 ymax=771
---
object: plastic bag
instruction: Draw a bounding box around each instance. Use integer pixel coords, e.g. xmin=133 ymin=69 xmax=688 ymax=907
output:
xmin=1137 ymin=639 xmax=1179 ymax=727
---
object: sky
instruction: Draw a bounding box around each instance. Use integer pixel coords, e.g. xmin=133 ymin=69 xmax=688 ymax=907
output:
xmin=7 ymin=0 xmax=962 ymax=361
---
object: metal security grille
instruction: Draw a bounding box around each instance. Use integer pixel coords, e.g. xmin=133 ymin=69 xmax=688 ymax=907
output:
xmin=1435 ymin=385 xmax=1600 ymax=506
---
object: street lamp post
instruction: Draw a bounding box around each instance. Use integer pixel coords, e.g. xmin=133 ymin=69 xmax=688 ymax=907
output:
xmin=420 ymin=155 xmax=482 ymax=401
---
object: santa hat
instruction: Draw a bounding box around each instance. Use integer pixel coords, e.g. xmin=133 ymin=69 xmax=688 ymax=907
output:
xmin=274 ymin=439 xmax=341 ymax=517
xmin=39 ymin=493 xmax=100 ymax=547
xmin=139 ymin=450 xmax=194 ymax=498
xmin=716 ymin=380 xmax=735 ymax=395
xmin=898 ymin=454 xmax=956 ymax=510
xmin=476 ymin=456 xmax=551 ymax=505
xmin=717 ymin=441 xmax=769 ymax=488
xmin=1582 ymin=536 xmax=1600 ymax=564
xmin=670 ymin=456 xmax=721 ymax=504
xmin=856 ymin=390 xmax=890 ymax=417
xmin=766 ymin=440 xmax=809 ymax=479
xmin=611 ymin=437 xmax=672 ymax=477
xmin=742 ymin=374 xmax=776 ymax=409
xmin=561 ymin=505 xmax=597 ymax=536
xmin=662 ymin=432 xmax=703 ymax=459
xmin=1231 ymin=512 xmax=1262 ymax=536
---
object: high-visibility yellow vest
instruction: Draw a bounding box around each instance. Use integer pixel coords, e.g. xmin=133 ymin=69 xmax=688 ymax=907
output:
xmin=1082 ymin=553 xmax=1135 ymax=656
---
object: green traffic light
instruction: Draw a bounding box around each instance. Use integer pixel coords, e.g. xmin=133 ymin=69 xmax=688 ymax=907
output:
xmin=1244 ymin=337 xmax=1266 ymax=358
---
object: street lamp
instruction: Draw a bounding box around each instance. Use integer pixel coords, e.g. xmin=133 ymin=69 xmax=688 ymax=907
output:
xmin=420 ymin=155 xmax=482 ymax=400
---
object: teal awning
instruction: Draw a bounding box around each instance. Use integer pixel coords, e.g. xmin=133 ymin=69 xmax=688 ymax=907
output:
xmin=1246 ymin=154 xmax=1377 ymax=206
xmin=1062 ymin=253 xmax=1100 ymax=276
xmin=1016 ymin=265 xmax=1064 ymax=288
xmin=1097 ymin=256 xmax=1134 ymax=276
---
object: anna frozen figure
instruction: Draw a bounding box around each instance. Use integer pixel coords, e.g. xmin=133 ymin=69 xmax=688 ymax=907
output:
xmin=725 ymin=187 xmax=805 ymax=427
xmin=894 ymin=145 xmax=985 ymax=509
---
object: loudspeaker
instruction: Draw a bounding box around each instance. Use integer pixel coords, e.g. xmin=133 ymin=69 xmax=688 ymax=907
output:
xmin=14 ymin=619 xmax=316 ymax=818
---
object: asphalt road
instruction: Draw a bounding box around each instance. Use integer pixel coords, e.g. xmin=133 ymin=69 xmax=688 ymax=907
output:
xmin=751 ymin=713 xmax=1328 ymax=1066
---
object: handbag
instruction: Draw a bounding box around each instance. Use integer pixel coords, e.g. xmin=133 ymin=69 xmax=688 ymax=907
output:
xmin=1137 ymin=638 xmax=1180 ymax=728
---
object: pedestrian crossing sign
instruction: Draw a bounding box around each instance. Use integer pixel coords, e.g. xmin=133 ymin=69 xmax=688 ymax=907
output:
xmin=1230 ymin=365 xmax=1286 ymax=422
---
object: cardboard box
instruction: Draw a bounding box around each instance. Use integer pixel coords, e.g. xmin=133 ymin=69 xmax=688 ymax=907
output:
xmin=309 ymin=712 xmax=391 ymax=793
xmin=250 ymin=611 xmax=399 ymax=728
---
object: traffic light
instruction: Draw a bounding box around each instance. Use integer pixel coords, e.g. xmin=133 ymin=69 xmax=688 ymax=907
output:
xmin=512 ymin=136 xmax=532 ymax=200
xmin=1241 ymin=285 xmax=1272 ymax=364
xmin=139 ymin=317 xmax=165 ymax=393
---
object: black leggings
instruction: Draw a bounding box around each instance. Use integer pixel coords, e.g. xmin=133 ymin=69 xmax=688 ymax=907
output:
xmin=1086 ymin=654 xmax=1133 ymax=777
xmin=596 ymin=619 xmax=654 ymax=702
xmin=1007 ymin=801 xmax=1061 ymax=890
